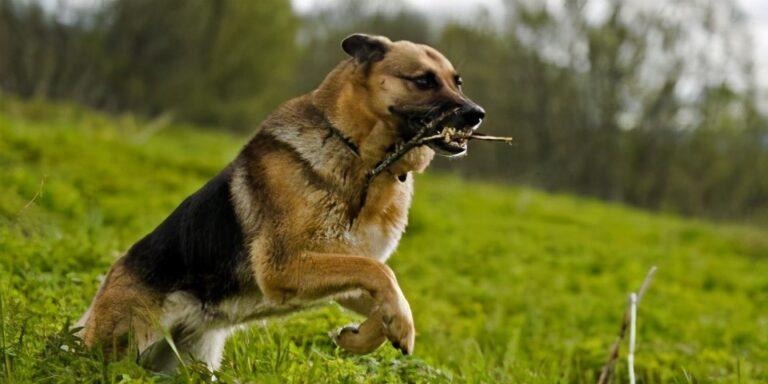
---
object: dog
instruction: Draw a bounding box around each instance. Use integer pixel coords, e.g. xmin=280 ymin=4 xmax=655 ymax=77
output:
xmin=75 ymin=33 xmax=485 ymax=372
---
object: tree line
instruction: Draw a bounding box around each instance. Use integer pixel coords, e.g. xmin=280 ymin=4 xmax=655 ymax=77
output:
xmin=2 ymin=0 xmax=767 ymax=224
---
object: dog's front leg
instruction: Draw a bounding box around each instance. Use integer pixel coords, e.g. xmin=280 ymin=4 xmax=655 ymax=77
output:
xmin=257 ymin=252 xmax=415 ymax=354
xmin=333 ymin=292 xmax=388 ymax=354
xmin=336 ymin=292 xmax=375 ymax=315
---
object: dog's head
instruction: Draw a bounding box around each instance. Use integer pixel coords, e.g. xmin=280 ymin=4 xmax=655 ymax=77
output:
xmin=340 ymin=33 xmax=485 ymax=158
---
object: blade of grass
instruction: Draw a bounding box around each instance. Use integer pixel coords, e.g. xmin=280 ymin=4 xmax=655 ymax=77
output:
xmin=161 ymin=326 xmax=188 ymax=376
xmin=0 ymin=289 xmax=13 ymax=384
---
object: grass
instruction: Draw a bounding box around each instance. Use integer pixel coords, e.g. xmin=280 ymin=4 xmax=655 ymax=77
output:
xmin=0 ymin=97 xmax=767 ymax=383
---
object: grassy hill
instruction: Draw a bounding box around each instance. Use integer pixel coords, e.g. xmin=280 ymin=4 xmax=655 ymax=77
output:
xmin=1 ymin=98 xmax=767 ymax=383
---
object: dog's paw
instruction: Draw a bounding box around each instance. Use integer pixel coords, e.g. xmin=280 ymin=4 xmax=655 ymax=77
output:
xmin=379 ymin=294 xmax=415 ymax=355
xmin=331 ymin=323 xmax=385 ymax=355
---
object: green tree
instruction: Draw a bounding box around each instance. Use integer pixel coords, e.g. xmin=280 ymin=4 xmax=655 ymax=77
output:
xmin=101 ymin=0 xmax=298 ymax=129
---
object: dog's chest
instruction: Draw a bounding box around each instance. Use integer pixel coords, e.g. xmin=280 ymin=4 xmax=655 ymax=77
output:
xmin=346 ymin=219 xmax=402 ymax=262
xmin=336 ymin=176 xmax=413 ymax=262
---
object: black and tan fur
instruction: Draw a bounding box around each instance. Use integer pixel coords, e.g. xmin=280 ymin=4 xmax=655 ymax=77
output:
xmin=76 ymin=34 xmax=485 ymax=372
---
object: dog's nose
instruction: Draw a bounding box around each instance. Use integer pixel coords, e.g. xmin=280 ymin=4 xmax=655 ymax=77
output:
xmin=460 ymin=104 xmax=485 ymax=128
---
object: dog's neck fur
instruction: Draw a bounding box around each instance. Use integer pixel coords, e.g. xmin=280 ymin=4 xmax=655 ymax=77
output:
xmin=312 ymin=59 xmax=433 ymax=175
xmin=314 ymin=61 xmax=392 ymax=162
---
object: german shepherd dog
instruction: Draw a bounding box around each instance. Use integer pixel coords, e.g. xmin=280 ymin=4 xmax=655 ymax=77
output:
xmin=76 ymin=34 xmax=485 ymax=372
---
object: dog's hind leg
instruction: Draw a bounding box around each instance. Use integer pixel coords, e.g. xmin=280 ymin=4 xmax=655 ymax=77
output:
xmin=80 ymin=258 xmax=162 ymax=358
xmin=183 ymin=328 xmax=231 ymax=371
xmin=73 ymin=276 xmax=106 ymax=338
xmin=140 ymin=327 xmax=231 ymax=372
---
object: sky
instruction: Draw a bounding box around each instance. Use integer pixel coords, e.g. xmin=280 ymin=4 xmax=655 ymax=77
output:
xmin=741 ymin=0 xmax=768 ymax=87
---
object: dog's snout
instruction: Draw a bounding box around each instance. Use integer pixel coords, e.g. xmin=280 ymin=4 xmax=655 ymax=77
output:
xmin=460 ymin=104 xmax=485 ymax=127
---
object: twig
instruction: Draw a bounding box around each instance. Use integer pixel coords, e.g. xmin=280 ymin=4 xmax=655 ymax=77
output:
xmin=628 ymin=292 xmax=637 ymax=384
xmin=366 ymin=108 xmax=460 ymax=181
xmin=366 ymin=111 xmax=514 ymax=182
xmin=134 ymin=112 xmax=173 ymax=144
xmin=17 ymin=175 xmax=46 ymax=216
xmin=636 ymin=267 xmax=657 ymax=304
xmin=416 ymin=132 xmax=514 ymax=145
xmin=468 ymin=132 xmax=515 ymax=143
xmin=596 ymin=266 xmax=657 ymax=384
xmin=352 ymin=110 xmax=514 ymax=224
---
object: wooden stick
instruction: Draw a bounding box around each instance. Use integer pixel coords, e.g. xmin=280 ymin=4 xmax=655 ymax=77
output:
xmin=628 ymin=293 xmax=638 ymax=384
xmin=596 ymin=266 xmax=657 ymax=384
xmin=352 ymin=110 xmax=515 ymax=224
xmin=367 ymin=114 xmax=513 ymax=182
xmin=416 ymin=132 xmax=514 ymax=145
xmin=468 ymin=132 xmax=514 ymax=143
xmin=366 ymin=108 xmax=460 ymax=181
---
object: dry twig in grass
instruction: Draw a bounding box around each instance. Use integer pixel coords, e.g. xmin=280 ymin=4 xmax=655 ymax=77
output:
xmin=597 ymin=266 xmax=657 ymax=384
xmin=17 ymin=175 xmax=46 ymax=216
xmin=628 ymin=292 xmax=638 ymax=384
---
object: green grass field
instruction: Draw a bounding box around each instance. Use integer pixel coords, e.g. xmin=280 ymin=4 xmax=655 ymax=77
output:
xmin=1 ymin=98 xmax=767 ymax=383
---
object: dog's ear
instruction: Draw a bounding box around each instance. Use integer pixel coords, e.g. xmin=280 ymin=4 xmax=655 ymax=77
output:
xmin=341 ymin=34 xmax=389 ymax=63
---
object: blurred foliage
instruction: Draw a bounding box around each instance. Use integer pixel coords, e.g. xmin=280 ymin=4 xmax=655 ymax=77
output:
xmin=0 ymin=0 xmax=298 ymax=129
xmin=1 ymin=97 xmax=767 ymax=382
xmin=1 ymin=0 xmax=768 ymax=223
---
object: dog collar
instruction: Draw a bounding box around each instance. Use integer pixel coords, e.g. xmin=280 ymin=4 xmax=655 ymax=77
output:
xmin=322 ymin=118 xmax=360 ymax=157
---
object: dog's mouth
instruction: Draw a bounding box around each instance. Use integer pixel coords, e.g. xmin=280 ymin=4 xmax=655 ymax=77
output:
xmin=424 ymin=122 xmax=479 ymax=157
xmin=391 ymin=106 xmax=482 ymax=158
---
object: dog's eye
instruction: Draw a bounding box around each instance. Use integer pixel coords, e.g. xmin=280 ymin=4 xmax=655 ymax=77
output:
xmin=455 ymin=76 xmax=463 ymax=87
xmin=410 ymin=73 xmax=439 ymax=90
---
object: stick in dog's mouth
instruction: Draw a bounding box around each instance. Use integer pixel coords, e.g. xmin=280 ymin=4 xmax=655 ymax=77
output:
xmin=366 ymin=108 xmax=513 ymax=183
xmin=420 ymin=126 xmax=514 ymax=146
xmin=418 ymin=113 xmax=514 ymax=150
